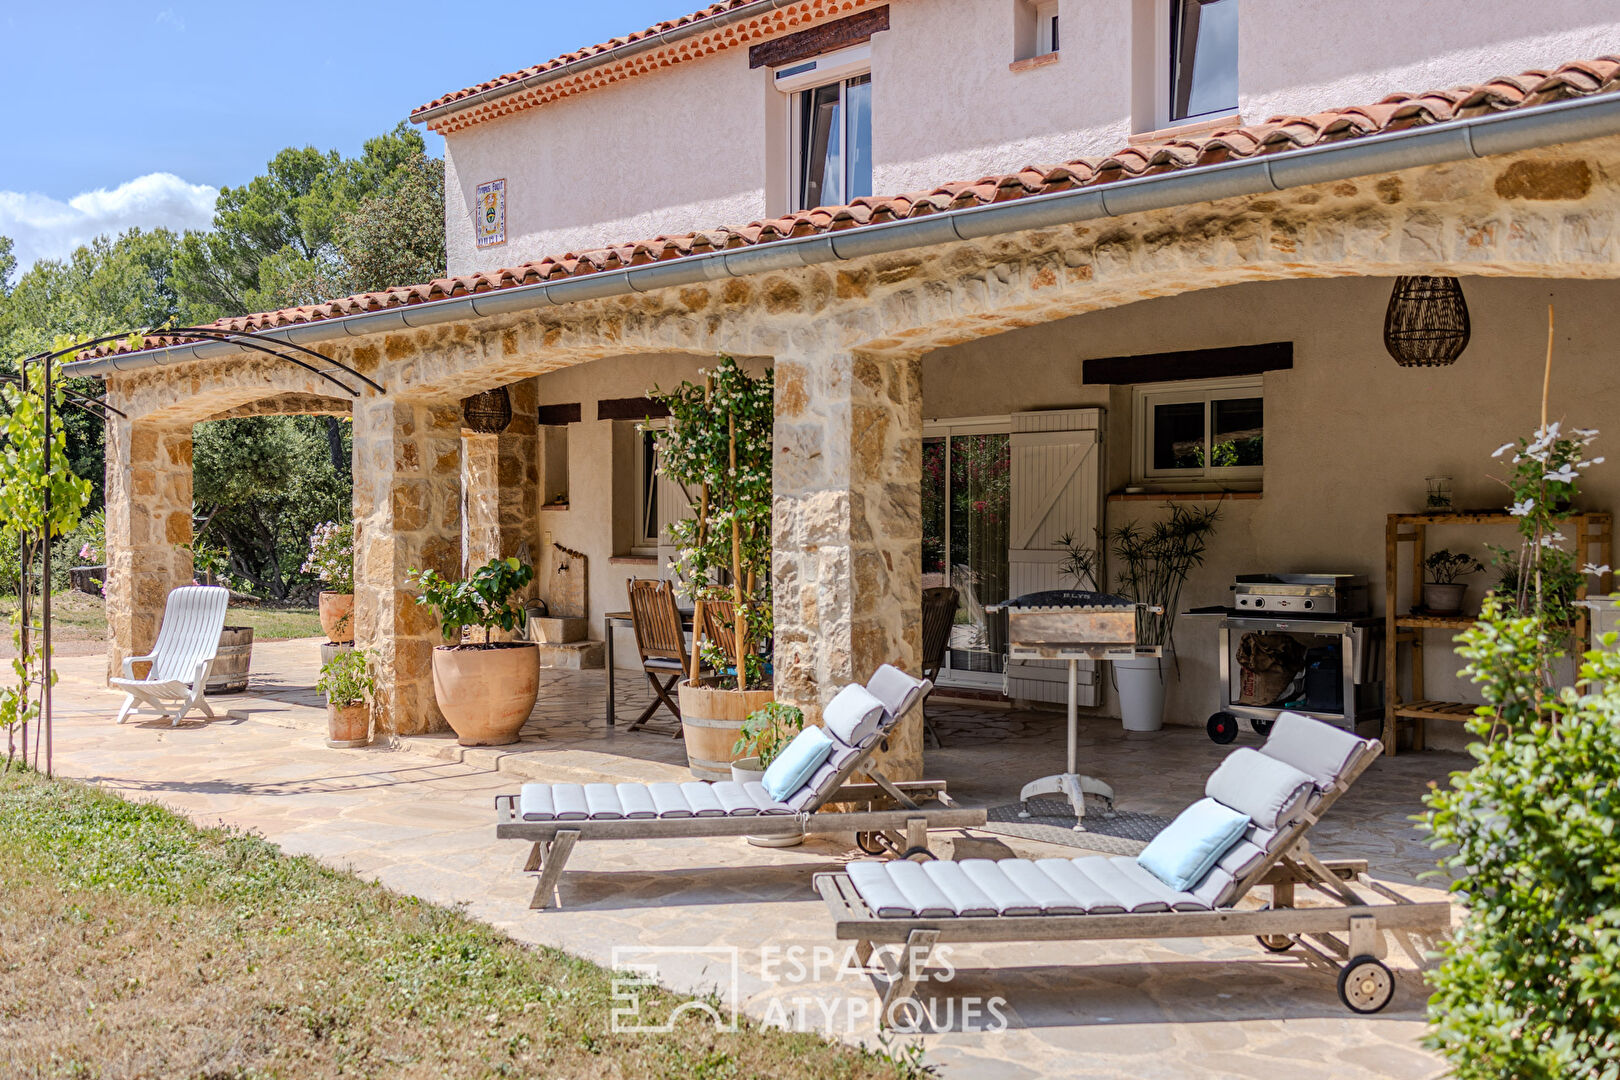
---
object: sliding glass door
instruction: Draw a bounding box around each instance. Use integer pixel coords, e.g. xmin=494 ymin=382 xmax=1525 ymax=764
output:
xmin=923 ymin=420 xmax=1011 ymax=687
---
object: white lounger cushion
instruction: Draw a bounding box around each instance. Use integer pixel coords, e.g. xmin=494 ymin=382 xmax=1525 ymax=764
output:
xmin=822 ymin=683 xmax=888 ymax=749
xmin=847 ymin=854 xmax=1226 ymax=919
xmin=1205 ymin=749 xmax=1317 ymax=831
xmin=865 ymin=665 xmax=931 ymax=724
xmin=520 ymin=780 xmax=794 ymax=821
xmin=1260 ymin=711 xmax=1371 ymax=789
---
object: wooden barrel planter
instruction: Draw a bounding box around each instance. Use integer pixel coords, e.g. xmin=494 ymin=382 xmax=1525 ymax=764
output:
xmin=676 ymin=680 xmax=774 ymax=781
xmin=207 ymin=626 xmax=254 ymax=694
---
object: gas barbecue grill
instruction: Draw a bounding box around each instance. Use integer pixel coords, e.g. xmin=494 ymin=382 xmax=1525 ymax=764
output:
xmin=986 ymin=590 xmax=1156 ymax=828
xmin=1187 ymin=573 xmax=1384 ymax=744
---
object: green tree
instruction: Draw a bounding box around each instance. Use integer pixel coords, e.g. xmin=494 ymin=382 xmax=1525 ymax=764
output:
xmin=0 ymin=235 xmax=15 ymax=295
xmin=337 ymin=155 xmax=446 ymax=294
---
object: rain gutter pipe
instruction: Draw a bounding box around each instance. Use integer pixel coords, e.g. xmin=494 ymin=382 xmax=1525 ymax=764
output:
xmin=64 ymin=90 xmax=1620 ymax=380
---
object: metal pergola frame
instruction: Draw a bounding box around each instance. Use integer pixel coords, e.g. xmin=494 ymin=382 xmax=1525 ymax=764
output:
xmin=6 ymin=326 xmax=379 ymax=776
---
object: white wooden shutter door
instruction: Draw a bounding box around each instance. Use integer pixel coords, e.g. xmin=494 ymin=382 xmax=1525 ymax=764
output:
xmin=654 ymin=438 xmax=694 ymax=580
xmin=1007 ymin=408 xmax=1103 ymax=705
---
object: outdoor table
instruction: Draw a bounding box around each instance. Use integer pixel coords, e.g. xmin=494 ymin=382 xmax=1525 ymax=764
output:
xmin=602 ymin=607 xmax=695 ymax=726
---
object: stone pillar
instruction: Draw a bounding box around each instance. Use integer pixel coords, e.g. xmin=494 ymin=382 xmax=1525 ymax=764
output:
xmin=772 ymin=348 xmax=924 ymax=779
xmin=103 ymin=417 xmax=193 ymax=681
xmin=462 ymin=380 xmax=540 ymax=625
xmin=352 ymin=397 xmax=463 ymax=735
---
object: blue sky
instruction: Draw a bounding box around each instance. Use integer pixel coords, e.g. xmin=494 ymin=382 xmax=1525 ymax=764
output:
xmin=0 ymin=1 xmax=689 ymax=273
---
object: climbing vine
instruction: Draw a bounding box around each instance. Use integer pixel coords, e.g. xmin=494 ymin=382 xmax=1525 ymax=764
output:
xmin=1 ymin=342 xmax=98 ymax=765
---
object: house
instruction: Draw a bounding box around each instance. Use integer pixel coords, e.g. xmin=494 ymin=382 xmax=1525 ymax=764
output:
xmin=70 ymin=0 xmax=1620 ymax=781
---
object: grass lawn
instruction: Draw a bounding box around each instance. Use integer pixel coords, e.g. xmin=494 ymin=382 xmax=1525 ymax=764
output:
xmin=0 ymin=591 xmax=324 ymax=655
xmin=0 ymin=768 xmax=927 ymax=1080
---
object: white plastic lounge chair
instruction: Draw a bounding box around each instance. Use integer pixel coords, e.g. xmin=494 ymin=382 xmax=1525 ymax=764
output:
xmin=494 ymin=666 xmax=986 ymax=909
xmin=815 ymin=712 xmax=1451 ymax=1018
xmin=111 ymin=585 xmax=230 ymax=727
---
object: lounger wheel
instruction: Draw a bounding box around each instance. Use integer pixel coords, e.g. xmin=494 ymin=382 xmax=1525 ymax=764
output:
xmin=1337 ymin=955 xmax=1395 ymax=1014
xmin=900 ymin=845 xmax=936 ymax=862
xmin=855 ymin=832 xmax=888 ymax=856
xmin=1249 ymin=717 xmax=1275 ymax=736
xmin=1255 ymin=932 xmax=1294 ymax=953
xmin=1207 ymin=712 xmax=1239 ymax=744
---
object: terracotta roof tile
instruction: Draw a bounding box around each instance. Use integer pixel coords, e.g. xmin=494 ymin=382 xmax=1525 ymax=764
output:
xmin=87 ymin=54 xmax=1620 ymax=362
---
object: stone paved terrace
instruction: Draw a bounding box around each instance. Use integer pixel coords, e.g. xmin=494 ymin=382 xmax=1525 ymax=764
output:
xmin=42 ymin=637 xmax=1466 ymax=1080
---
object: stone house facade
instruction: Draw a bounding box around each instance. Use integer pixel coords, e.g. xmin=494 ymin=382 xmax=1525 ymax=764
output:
xmin=69 ymin=1 xmax=1620 ymax=779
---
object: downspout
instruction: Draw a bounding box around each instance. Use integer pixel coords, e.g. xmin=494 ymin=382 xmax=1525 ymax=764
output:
xmin=63 ymin=90 xmax=1620 ymax=380
xmin=408 ymin=0 xmax=800 ymax=130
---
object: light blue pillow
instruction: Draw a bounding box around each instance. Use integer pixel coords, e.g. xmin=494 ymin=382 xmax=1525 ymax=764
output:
xmin=1137 ymin=797 xmax=1251 ymax=892
xmin=761 ymin=726 xmax=836 ymax=801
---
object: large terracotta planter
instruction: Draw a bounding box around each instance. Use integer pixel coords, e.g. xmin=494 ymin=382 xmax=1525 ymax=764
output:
xmin=319 ymin=591 xmax=355 ymax=644
xmin=431 ymin=642 xmax=540 ymax=746
xmin=326 ymin=702 xmax=371 ymax=748
xmin=677 ymin=680 xmax=774 ymax=781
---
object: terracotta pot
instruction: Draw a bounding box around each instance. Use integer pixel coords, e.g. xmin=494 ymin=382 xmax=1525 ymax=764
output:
xmin=431 ymin=642 xmax=540 ymax=746
xmin=319 ymin=592 xmax=355 ymax=644
xmin=1422 ymin=583 xmax=1468 ymax=615
xmin=678 ymin=680 xmax=775 ymax=781
xmin=326 ymin=702 xmax=371 ymax=748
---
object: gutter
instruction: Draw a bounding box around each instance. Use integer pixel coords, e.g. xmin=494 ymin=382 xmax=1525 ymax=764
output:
xmin=409 ymin=0 xmax=800 ymax=130
xmin=65 ymin=90 xmax=1620 ymax=380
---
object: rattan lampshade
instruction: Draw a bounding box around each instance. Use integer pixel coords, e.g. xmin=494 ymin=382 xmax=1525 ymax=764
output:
xmin=1383 ymin=276 xmax=1471 ymax=367
xmin=462 ymin=386 xmax=513 ymax=433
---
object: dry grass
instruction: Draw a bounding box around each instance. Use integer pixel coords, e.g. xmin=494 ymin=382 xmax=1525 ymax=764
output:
xmin=0 ymin=769 xmax=927 ymax=1080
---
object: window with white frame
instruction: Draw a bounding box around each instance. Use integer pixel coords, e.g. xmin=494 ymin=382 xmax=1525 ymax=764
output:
xmin=1169 ymin=0 xmax=1238 ymax=122
xmin=1035 ymin=0 xmax=1059 ymax=55
xmin=775 ymin=45 xmax=872 ymax=211
xmin=1133 ymin=376 xmax=1263 ymax=485
xmin=636 ymin=425 xmax=663 ymax=550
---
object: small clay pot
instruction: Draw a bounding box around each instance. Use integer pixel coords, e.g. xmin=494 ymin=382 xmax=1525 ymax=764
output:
xmin=319 ymin=592 xmax=355 ymax=644
xmin=1422 ymin=583 xmax=1468 ymax=615
xmin=327 ymin=702 xmax=371 ymax=748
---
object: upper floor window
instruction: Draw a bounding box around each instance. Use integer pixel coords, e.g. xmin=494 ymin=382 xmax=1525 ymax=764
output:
xmin=1035 ymin=1 xmax=1059 ymax=55
xmin=1133 ymin=376 xmax=1263 ymax=486
xmin=795 ymin=74 xmax=872 ymax=210
xmin=1169 ymin=0 xmax=1237 ymax=122
xmin=775 ymin=44 xmax=873 ymax=211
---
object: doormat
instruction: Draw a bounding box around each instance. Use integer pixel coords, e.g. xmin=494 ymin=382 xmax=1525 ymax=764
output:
xmin=981 ymin=797 xmax=1171 ymax=855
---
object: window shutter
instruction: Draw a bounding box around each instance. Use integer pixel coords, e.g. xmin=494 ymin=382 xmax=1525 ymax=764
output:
xmin=654 ymin=441 xmax=695 ymax=579
xmin=1007 ymin=408 xmax=1104 ymax=705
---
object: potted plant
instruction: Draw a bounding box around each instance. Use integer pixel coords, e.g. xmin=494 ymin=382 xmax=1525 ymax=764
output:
xmin=650 ymin=356 xmax=776 ymax=778
xmin=730 ymin=702 xmax=805 ymax=783
xmin=316 ymin=647 xmax=374 ymax=748
xmin=409 ymin=556 xmax=538 ymax=746
xmin=1422 ymin=549 xmax=1485 ymax=615
xmin=304 ymin=521 xmax=355 ymax=644
xmin=1110 ymin=504 xmax=1220 ymax=733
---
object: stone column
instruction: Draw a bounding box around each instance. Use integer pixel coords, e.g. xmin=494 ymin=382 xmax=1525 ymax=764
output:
xmin=352 ymin=397 xmax=463 ymax=735
xmin=103 ymin=417 xmax=194 ymax=681
xmin=772 ymin=348 xmax=924 ymax=779
xmin=461 ymin=379 xmax=540 ymax=629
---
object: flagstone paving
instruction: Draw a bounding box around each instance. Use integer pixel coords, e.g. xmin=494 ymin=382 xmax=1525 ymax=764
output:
xmin=41 ymin=637 xmax=1462 ymax=1079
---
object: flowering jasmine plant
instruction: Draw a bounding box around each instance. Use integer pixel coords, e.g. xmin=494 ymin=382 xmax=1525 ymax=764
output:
xmin=649 ymin=355 xmax=774 ymax=691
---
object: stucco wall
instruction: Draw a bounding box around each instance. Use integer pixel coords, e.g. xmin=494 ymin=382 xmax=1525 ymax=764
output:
xmin=922 ymin=274 xmax=1620 ymax=749
xmin=442 ymin=0 xmax=1620 ymax=276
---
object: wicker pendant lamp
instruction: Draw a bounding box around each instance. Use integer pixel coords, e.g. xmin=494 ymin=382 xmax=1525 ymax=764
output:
xmin=462 ymin=385 xmax=514 ymax=433
xmin=1383 ymin=276 xmax=1471 ymax=367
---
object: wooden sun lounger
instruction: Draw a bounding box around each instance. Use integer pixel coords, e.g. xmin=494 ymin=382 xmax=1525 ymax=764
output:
xmin=495 ymin=672 xmax=986 ymax=909
xmin=814 ymin=725 xmax=1452 ymax=1020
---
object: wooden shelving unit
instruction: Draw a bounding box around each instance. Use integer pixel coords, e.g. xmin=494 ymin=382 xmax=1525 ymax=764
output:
xmin=1384 ymin=510 xmax=1612 ymax=755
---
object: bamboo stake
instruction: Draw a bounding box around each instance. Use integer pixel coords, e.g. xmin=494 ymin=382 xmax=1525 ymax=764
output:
xmin=688 ymin=378 xmax=713 ymax=686
xmin=729 ymin=406 xmax=746 ymax=691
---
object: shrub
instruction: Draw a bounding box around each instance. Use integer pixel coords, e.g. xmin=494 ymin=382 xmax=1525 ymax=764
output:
xmin=408 ymin=556 xmax=534 ymax=645
xmin=316 ymin=648 xmax=374 ymax=708
xmin=302 ymin=521 xmax=355 ymax=595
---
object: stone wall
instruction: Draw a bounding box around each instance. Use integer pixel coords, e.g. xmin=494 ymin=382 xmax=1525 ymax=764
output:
xmin=103 ymin=418 xmax=193 ymax=680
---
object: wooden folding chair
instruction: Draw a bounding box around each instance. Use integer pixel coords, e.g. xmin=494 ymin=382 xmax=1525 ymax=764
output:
xmin=919 ymin=586 xmax=959 ymax=748
xmin=702 ymin=599 xmax=738 ymax=670
xmin=626 ymin=578 xmax=693 ymax=736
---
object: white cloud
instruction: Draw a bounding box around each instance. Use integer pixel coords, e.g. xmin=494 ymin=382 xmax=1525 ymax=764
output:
xmin=0 ymin=172 xmax=218 ymax=275
xmin=156 ymin=7 xmax=185 ymax=31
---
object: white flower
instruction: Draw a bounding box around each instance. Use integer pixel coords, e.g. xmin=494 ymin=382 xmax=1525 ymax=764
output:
xmin=1492 ymin=442 xmax=1516 ymax=458
xmin=1544 ymin=464 xmax=1579 ymax=484
xmin=1509 ymin=498 xmax=1535 ymax=517
xmin=1574 ymin=427 xmax=1599 ymax=438
xmin=1540 ymin=532 xmax=1566 ymax=548
xmin=1583 ymin=563 xmax=1611 ymax=576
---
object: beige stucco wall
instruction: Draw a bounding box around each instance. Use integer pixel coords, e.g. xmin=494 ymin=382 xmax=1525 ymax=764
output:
xmin=442 ymin=0 xmax=1620 ymax=276
xmin=922 ymin=274 xmax=1620 ymax=749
